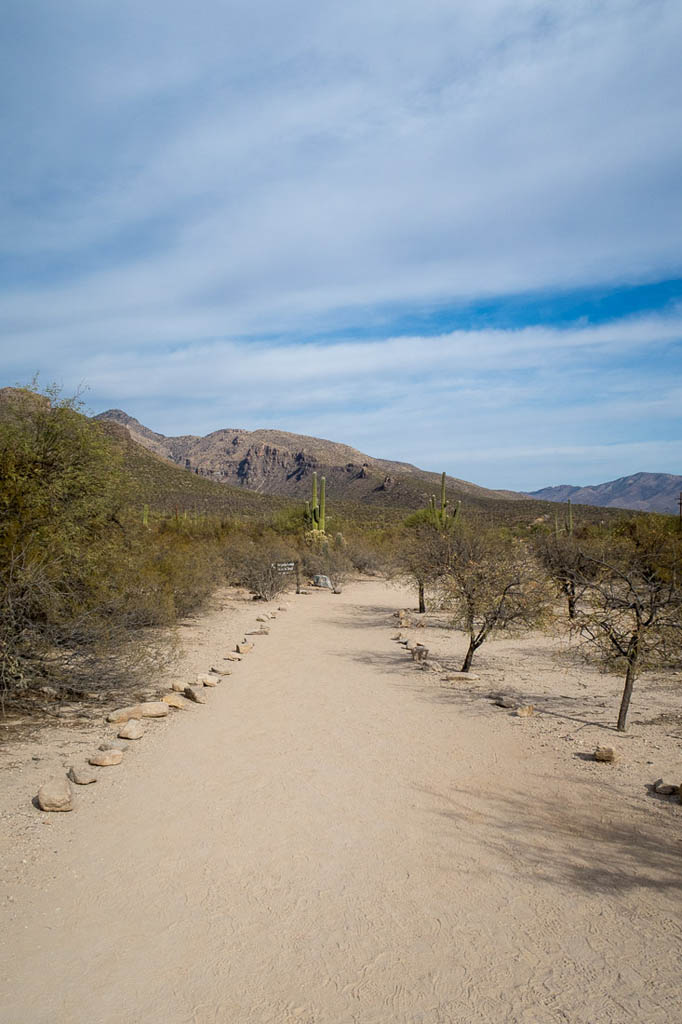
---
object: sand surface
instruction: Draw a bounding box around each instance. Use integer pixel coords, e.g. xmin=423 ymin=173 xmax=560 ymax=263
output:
xmin=1 ymin=579 xmax=681 ymax=1024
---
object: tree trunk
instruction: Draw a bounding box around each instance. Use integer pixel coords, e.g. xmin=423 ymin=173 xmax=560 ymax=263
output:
xmin=418 ymin=581 xmax=426 ymax=614
xmin=461 ymin=638 xmax=476 ymax=672
xmin=566 ymin=581 xmax=576 ymax=620
xmin=617 ymin=650 xmax=638 ymax=731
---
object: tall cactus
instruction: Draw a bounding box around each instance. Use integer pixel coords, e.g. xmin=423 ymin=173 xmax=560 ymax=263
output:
xmin=306 ymin=471 xmax=327 ymax=534
xmin=428 ymin=472 xmax=460 ymax=529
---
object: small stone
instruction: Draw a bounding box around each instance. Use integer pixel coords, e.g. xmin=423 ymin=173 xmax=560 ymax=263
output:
xmin=256 ymin=616 xmax=267 ymax=622
xmin=443 ymin=672 xmax=479 ymax=681
xmin=184 ymin=686 xmax=206 ymax=704
xmin=515 ymin=705 xmax=535 ymax=718
xmin=37 ymin=777 xmax=73 ymax=812
xmin=224 ymin=653 xmax=242 ymax=662
xmin=277 ymin=606 xmax=288 ymax=611
xmin=162 ymin=694 xmax=189 ymax=709
xmin=594 ymin=746 xmax=618 ymax=763
xmin=203 ymin=677 xmax=218 ymax=687
xmin=88 ymin=750 xmax=123 ymax=767
xmin=653 ymin=779 xmax=678 ymax=796
xmin=236 ymin=643 xmax=254 ymax=654
xmin=118 ymin=719 xmax=144 ymax=740
xmin=171 ymin=681 xmax=187 ymax=692
xmin=107 ymin=705 xmax=143 ymax=724
xmin=391 ymin=633 xmax=403 ymax=641
xmin=68 ymin=766 xmax=97 ymax=786
xmin=246 ymin=628 xmax=269 ymax=636
xmin=138 ymin=701 xmax=170 ymax=718
xmin=492 ymin=695 xmax=517 ymax=709
xmin=99 ymin=740 xmax=128 ymax=752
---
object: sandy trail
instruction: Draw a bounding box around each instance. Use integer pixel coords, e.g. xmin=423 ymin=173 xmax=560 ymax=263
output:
xmin=2 ymin=580 xmax=681 ymax=1023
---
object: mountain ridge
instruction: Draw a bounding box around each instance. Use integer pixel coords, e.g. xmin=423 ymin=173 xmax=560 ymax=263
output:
xmin=527 ymin=472 xmax=681 ymax=515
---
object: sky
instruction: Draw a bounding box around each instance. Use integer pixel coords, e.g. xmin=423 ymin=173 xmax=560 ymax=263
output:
xmin=1 ymin=0 xmax=681 ymax=491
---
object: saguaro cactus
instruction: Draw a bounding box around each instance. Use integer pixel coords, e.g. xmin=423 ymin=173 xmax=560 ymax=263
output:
xmin=428 ymin=472 xmax=460 ymax=529
xmin=306 ymin=472 xmax=327 ymax=534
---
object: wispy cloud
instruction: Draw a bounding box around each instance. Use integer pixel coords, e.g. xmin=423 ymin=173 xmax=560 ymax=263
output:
xmin=1 ymin=1 xmax=681 ymax=490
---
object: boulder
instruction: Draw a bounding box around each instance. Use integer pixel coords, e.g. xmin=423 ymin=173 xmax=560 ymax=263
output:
xmin=118 ymin=719 xmax=144 ymax=740
xmin=67 ymin=766 xmax=97 ymax=786
xmin=594 ymin=746 xmax=618 ymax=763
xmin=37 ymin=776 xmax=73 ymax=811
xmin=162 ymin=694 xmax=189 ymax=709
xmin=88 ymin=750 xmax=123 ymax=767
xmin=184 ymin=686 xmax=206 ymax=704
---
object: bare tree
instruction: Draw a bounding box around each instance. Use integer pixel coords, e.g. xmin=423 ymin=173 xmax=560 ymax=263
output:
xmin=395 ymin=518 xmax=453 ymax=613
xmin=569 ymin=520 xmax=682 ymax=730
xmin=442 ymin=526 xmax=551 ymax=672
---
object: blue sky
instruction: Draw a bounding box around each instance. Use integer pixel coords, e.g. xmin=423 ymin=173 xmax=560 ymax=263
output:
xmin=1 ymin=0 xmax=681 ymax=490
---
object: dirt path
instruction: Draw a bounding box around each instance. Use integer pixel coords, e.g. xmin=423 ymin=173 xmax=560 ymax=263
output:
xmin=2 ymin=580 xmax=681 ymax=1023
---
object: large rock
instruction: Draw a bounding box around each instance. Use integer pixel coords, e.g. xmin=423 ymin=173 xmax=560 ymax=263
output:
xmin=118 ymin=719 xmax=144 ymax=740
xmin=68 ymin=766 xmax=97 ymax=786
xmin=37 ymin=776 xmax=73 ymax=811
xmin=162 ymin=693 xmax=189 ymax=709
xmin=107 ymin=705 xmax=144 ymax=724
xmin=184 ymin=686 xmax=206 ymax=704
xmin=88 ymin=750 xmax=124 ymax=767
xmin=138 ymin=701 xmax=169 ymax=718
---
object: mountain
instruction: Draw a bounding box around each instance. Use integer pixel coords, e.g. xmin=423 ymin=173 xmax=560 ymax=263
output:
xmin=94 ymin=409 xmax=518 ymax=509
xmin=527 ymin=473 xmax=681 ymax=515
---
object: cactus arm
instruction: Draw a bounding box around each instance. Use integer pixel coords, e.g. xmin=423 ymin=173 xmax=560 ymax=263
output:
xmin=319 ymin=476 xmax=326 ymax=533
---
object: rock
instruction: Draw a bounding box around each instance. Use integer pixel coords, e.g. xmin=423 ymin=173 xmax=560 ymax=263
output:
xmin=278 ymin=606 xmax=288 ymax=611
xmin=162 ymin=694 xmax=189 ymax=709
xmin=246 ymin=628 xmax=269 ymax=636
xmin=37 ymin=777 xmax=73 ymax=811
xmin=492 ymin=695 xmax=517 ymax=709
xmin=107 ymin=705 xmax=144 ymax=724
xmin=236 ymin=642 xmax=254 ymax=654
xmin=391 ymin=633 xmax=403 ymax=641
xmin=516 ymin=705 xmax=535 ymax=718
xmin=443 ymin=672 xmax=479 ymax=681
xmin=88 ymin=750 xmax=123 ymax=767
xmin=138 ymin=702 xmax=169 ymax=718
xmin=184 ymin=686 xmax=206 ymax=704
xmin=171 ymin=681 xmax=187 ymax=692
xmin=256 ymin=616 xmax=267 ymax=622
xmin=99 ymin=741 xmax=128 ymax=752
xmin=118 ymin=719 xmax=144 ymax=740
xmin=209 ymin=666 xmax=230 ymax=675
xmin=594 ymin=746 xmax=618 ymax=763
xmin=420 ymin=660 xmax=442 ymax=672
xmin=653 ymin=778 xmax=678 ymax=796
xmin=224 ymin=653 xmax=242 ymax=662
xmin=67 ymin=766 xmax=97 ymax=786
xmin=202 ymin=677 xmax=218 ymax=687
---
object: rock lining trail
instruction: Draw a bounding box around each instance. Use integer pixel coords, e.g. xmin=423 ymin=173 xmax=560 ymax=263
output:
xmin=2 ymin=580 xmax=681 ymax=1023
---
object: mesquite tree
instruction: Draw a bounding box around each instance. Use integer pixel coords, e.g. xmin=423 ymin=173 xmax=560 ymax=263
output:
xmin=569 ymin=519 xmax=682 ymax=731
xmin=443 ymin=526 xmax=551 ymax=671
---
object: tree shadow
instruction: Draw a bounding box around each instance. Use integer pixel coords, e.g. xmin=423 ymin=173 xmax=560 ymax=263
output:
xmin=416 ymin=777 xmax=682 ymax=896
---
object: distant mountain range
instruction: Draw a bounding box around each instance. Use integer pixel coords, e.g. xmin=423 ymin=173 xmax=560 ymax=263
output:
xmin=527 ymin=473 xmax=681 ymax=515
xmin=94 ymin=409 xmax=519 ymax=509
xmin=94 ymin=409 xmax=678 ymax=518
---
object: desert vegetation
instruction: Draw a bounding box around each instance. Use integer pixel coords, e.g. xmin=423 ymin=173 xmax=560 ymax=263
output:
xmin=1 ymin=385 xmax=679 ymax=735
